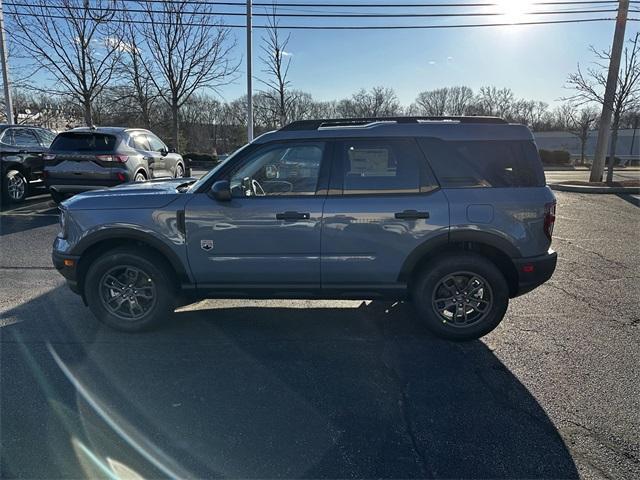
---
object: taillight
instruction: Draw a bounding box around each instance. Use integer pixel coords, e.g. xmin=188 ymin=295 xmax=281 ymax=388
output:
xmin=544 ymin=201 xmax=556 ymax=241
xmin=43 ymin=154 xmax=56 ymax=161
xmin=96 ymin=154 xmax=128 ymax=163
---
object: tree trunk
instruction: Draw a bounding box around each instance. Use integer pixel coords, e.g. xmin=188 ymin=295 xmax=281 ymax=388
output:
xmin=605 ymin=115 xmax=620 ymax=184
xmin=171 ymin=101 xmax=179 ymax=149
xmin=83 ymin=95 xmax=92 ymax=126
xmin=580 ymin=138 xmax=586 ymax=166
xmin=141 ymin=103 xmax=151 ymax=130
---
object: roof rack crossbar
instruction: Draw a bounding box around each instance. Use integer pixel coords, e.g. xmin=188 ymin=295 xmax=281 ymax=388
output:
xmin=280 ymin=116 xmax=507 ymax=131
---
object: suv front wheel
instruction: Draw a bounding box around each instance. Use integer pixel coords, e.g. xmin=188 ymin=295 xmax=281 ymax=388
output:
xmin=84 ymin=248 xmax=175 ymax=332
xmin=411 ymin=253 xmax=509 ymax=341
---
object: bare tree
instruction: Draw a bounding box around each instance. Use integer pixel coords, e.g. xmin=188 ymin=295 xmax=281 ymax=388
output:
xmin=447 ymin=86 xmax=474 ymax=115
xmin=557 ymin=103 xmax=599 ymax=165
xmin=413 ymin=88 xmax=449 ymax=116
xmin=7 ymin=0 xmax=123 ymax=125
xmin=337 ymin=87 xmax=402 ymax=118
xmin=138 ymin=0 xmax=238 ymax=148
xmin=472 ymin=86 xmax=515 ymax=118
xmin=565 ymin=33 xmax=640 ymax=182
xmin=118 ymin=16 xmax=157 ymax=129
xmin=259 ymin=4 xmax=293 ymax=127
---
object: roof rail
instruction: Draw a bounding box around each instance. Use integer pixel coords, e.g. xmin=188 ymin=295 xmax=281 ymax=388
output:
xmin=280 ymin=116 xmax=507 ymax=131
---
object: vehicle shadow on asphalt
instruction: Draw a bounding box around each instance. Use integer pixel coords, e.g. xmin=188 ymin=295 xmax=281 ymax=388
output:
xmin=1 ymin=289 xmax=579 ymax=479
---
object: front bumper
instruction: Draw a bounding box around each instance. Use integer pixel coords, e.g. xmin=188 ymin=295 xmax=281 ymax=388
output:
xmin=52 ymin=248 xmax=81 ymax=295
xmin=513 ymin=249 xmax=558 ymax=297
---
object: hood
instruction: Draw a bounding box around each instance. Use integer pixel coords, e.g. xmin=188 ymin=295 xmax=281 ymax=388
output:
xmin=63 ymin=178 xmax=195 ymax=210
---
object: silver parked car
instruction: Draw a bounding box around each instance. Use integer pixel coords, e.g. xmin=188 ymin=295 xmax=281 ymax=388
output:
xmin=44 ymin=126 xmax=186 ymax=203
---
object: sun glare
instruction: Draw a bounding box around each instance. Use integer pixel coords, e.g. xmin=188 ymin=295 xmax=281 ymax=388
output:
xmin=496 ymin=0 xmax=533 ymax=24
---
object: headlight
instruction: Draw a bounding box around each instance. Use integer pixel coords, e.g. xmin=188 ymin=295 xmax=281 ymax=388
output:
xmin=59 ymin=208 xmax=67 ymax=238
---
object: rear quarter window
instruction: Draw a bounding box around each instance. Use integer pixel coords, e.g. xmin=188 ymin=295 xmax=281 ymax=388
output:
xmin=418 ymin=138 xmax=545 ymax=188
xmin=50 ymin=132 xmax=118 ymax=152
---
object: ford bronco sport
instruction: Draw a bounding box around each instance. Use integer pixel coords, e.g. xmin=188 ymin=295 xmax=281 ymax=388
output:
xmin=52 ymin=117 xmax=557 ymax=340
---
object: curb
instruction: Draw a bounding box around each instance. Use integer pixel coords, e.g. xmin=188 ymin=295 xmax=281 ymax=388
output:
xmin=549 ymin=184 xmax=640 ymax=194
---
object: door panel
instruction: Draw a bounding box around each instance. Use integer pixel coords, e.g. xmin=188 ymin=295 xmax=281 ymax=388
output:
xmin=145 ymin=134 xmax=168 ymax=177
xmin=5 ymin=128 xmax=46 ymax=179
xmin=185 ymin=195 xmax=323 ymax=286
xmin=321 ymin=193 xmax=449 ymax=286
xmin=321 ymin=137 xmax=449 ymax=287
xmin=184 ymin=140 xmax=329 ymax=287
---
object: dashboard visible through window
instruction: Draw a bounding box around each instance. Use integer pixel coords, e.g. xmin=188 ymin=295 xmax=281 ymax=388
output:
xmin=229 ymin=142 xmax=324 ymax=196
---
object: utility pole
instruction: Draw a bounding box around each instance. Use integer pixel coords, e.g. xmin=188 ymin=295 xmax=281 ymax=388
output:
xmin=590 ymin=0 xmax=629 ymax=182
xmin=0 ymin=0 xmax=14 ymax=125
xmin=246 ymin=0 xmax=254 ymax=142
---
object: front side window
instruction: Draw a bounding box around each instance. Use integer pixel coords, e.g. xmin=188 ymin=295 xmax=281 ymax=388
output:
xmin=12 ymin=129 xmax=41 ymax=148
xmin=337 ymin=139 xmax=423 ymax=194
xmin=146 ymin=134 xmax=166 ymax=152
xmin=229 ymin=142 xmax=324 ymax=196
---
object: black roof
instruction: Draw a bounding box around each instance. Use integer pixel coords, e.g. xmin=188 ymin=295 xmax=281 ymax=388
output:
xmin=280 ymin=116 xmax=508 ymax=131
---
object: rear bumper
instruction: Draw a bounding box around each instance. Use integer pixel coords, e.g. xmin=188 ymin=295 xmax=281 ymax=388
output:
xmin=45 ymin=174 xmax=128 ymax=193
xmin=512 ymin=249 xmax=558 ymax=297
xmin=45 ymin=178 xmax=128 ymax=193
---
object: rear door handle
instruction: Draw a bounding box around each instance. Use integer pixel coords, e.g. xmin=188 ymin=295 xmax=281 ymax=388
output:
xmin=276 ymin=211 xmax=310 ymax=221
xmin=394 ymin=210 xmax=430 ymax=220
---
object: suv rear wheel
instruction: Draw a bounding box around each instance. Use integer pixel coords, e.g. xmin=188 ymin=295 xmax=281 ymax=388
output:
xmin=84 ymin=248 xmax=175 ymax=332
xmin=411 ymin=253 xmax=509 ymax=341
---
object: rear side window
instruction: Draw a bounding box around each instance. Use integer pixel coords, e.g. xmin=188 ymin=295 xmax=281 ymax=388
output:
xmin=37 ymin=129 xmax=56 ymax=147
xmin=419 ymin=138 xmax=545 ymax=188
xmin=337 ymin=139 xmax=428 ymax=194
xmin=50 ymin=132 xmax=117 ymax=152
xmin=130 ymin=134 xmax=151 ymax=151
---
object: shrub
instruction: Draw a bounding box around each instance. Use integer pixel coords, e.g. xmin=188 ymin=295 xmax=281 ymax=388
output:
xmin=539 ymin=149 xmax=571 ymax=165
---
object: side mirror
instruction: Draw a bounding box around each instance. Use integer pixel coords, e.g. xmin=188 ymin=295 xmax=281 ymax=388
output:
xmin=210 ymin=180 xmax=231 ymax=201
xmin=160 ymin=147 xmax=168 ymax=157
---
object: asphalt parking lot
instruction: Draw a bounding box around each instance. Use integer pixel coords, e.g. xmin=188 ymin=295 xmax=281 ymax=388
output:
xmin=1 ymin=189 xmax=639 ymax=479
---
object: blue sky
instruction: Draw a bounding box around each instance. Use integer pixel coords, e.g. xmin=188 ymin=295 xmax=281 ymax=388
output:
xmin=216 ymin=2 xmax=639 ymax=108
xmin=8 ymin=1 xmax=639 ymax=108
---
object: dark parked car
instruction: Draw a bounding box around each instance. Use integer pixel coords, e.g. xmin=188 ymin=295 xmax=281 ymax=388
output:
xmin=44 ymin=126 xmax=186 ymax=203
xmin=1 ymin=124 xmax=56 ymax=203
xmin=53 ymin=116 xmax=557 ymax=340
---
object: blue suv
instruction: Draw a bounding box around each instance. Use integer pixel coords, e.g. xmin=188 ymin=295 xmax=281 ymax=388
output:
xmin=52 ymin=117 xmax=557 ymax=340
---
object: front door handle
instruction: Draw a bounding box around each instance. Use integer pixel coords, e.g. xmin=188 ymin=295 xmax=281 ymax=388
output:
xmin=276 ymin=211 xmax=310 ymax=221
xmin=394 ymin=210 xmax=430 ymax=220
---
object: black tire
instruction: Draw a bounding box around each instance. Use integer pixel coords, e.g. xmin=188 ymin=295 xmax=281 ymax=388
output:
xmin=411 ymin=252 xmax=509 ymax=341
xmin=175 ymin=162 xmax=185 ymax=178
xmin=3 ymin=169 xmax=28 ymax=204
xmin=84 ymin=248 xmax=176 ymax=332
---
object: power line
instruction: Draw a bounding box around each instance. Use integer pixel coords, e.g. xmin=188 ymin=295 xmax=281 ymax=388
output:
xmin=65 ymin=0 xmax=626 ymax=8
xmin=4 ymin=11 xmax=618 ymax=29
xmin=4 ymin=2 xmax=620 ymax=18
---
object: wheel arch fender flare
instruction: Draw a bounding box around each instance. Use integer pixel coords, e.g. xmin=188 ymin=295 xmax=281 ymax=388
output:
xmin=398 ymin=229 xmax=522 ymax=283
xmin=72 ymin=227 xmax=192 ymax=286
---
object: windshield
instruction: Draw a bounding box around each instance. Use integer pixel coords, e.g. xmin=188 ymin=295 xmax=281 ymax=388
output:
xmin=187 ymin=143 xmax=252 ymax=193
